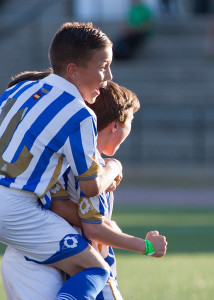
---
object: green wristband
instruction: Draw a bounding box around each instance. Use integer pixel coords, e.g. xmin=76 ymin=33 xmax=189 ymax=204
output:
xmin=144 ymin=240 xmax=155 ymax=256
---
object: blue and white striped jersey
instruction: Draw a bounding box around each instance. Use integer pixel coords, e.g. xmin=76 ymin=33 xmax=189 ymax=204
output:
xmin=0 ymin=74 xmax=102 ymax=208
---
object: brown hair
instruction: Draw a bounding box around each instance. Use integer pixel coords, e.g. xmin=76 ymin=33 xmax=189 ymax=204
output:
xmin=49 ymin=22 xmax=112 ymax=75
xmin=7 ymin=69 xmax=52 ymax=88
xmin=88 ymin=81 xmax=140 ymax=131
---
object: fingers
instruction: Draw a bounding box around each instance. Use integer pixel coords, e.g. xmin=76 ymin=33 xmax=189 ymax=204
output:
xmin=152 ymin=236 xmax=168 ymax=258
xmin=145 ymin=230 xmax=159 ymax=240
xmin=106 ymin=171 xmax=123 ymax=192
xmin=145 ymin=231 xmax=168 ymax=258
xmin=150 ymin=230 xmax=159 ymax=236
xmin=106 ymin=180 xmax=117 ymax=192
xmin=107 ymin=158 xmax=122 ymax=172
xmin=115 ymin=173 xmax=123 ymax=187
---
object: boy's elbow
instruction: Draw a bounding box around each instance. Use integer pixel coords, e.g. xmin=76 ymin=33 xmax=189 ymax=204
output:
xmin=82 ymin=223 xmax=98 ymax=240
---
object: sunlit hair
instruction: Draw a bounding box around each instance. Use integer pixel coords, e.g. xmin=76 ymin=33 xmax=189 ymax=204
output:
xmin=49 ymin=22 xmax=112 ymax=74
xmin=88 ymin=81 xmax=140 ymax=131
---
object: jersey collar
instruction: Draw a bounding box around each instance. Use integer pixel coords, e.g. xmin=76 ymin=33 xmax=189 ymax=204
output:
xmin=42 ymin=74 xmax=84 ymax=103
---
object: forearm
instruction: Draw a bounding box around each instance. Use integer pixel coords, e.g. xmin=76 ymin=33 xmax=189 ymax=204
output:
xmin=82 ymin=221 xmax=146 ymax=254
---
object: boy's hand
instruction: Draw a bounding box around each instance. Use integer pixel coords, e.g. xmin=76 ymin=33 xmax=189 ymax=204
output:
xmin=145 ymin=231 xmax=167 ymax=258
xmin=104 ymin=158 xmax=123 ymax=191
xmin=106 ymin=171 xmax=123 ymax=191
xmin=106 ymin=180 xmax=117 ymax=192
xmin=114 ymin=170 xmax=123 ymax=187
xmin=104 ymin=158 xmax=122 ymax=171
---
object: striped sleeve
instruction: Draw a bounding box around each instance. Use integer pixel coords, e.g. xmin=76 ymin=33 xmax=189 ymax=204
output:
xmin=63 ymin=113 xmax=102 ymax=180
xmin=77 ymin=193 xmax=108 ymax=224
xmin=49 ymin=181 xmax=70 ymax=201
xmin=50 ymin=167 xmax=77 ymax=202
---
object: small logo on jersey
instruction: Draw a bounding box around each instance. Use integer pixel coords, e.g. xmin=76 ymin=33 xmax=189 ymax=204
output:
xmin=50 ymin=182 xmax=62 ymax=194
xmin=33 ymin=92 xmax=41 ymax=100
xmin=21 ymin=107 xmax=28 ymax=120
xmin=79 ymin=197 xmax=91 ymax=215
xmin=41 ymin=88 xmax=49 ymax=94
xmin=1 ymin=164 xmax=7 ymax=172
xmin=60 ymin=234 xmax=78 ymax=250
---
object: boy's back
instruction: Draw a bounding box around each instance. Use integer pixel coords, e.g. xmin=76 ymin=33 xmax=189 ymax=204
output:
xmin=0 ymin=74 xmax=98 ymax=208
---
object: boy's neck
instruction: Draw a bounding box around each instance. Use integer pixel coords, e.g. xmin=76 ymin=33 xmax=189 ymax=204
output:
xmin=97 ymin=128 xmax=110 ymax=155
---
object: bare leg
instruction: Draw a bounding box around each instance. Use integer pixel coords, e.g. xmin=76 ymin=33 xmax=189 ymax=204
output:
xmin=50 ymin=244 xmax=109 ymax=277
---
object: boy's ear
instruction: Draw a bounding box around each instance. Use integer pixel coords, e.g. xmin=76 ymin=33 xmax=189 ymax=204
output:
xmin=66 ymin=63 xmax=78 ymax=81
xmin=110 ymin=121 xmax=118 ymax=133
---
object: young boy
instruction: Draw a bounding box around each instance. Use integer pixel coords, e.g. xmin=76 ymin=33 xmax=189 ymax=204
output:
xmin=0 ymin=22 xmax=123 ymax=299
xmin=1 ymin=80 xmax=167 ymax=300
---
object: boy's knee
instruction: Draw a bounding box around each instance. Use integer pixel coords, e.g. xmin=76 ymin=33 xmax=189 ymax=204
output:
xmin=97 ymin=258 xmax=111 ymax=275
xmin=91 ymin=267 xmax=110 ymax=281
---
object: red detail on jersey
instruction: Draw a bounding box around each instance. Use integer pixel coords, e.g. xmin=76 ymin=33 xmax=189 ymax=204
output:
xmin=33 ymin=92 xmax=41 ymax=100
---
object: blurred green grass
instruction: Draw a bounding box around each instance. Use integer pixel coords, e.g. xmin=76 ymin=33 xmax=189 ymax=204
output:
xmin=1 ymin=205 xmax=214 ymax=299
xmin=113 ymin=205 xmax=214 ymax=254
xmin=113 ymin=205 xmax=214 ymax=299
xmin=116 ymin=253 xmax=214 ymax=300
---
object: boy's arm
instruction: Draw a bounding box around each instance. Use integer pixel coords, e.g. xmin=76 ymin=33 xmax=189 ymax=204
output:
xmin=49 ymin=195 xmax=167 ymax=257
xmin=50 ymin=197 xmax=120 ymax=231
xmin=77 ymin=189 xmax=167 ymax=258
xmin=49 ymin=198 xmax=167 ymax=257
xmin=82 ymin=221 xmax=167 ymax=258
xmin=79 ymin=159 xmax=122 ymax=197
xmin=64 ymin=116 xmax=122 ymax=197
xmin=50 ymin=199 xmax=82 ymax=228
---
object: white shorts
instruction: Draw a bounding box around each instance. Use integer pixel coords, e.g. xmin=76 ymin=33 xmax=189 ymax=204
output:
xmin=0 ymin=185 xmax=88 ymax=263
xmin=1 ymin=246 xmax=64 ymax=300
xmin=1 ymin=246 xmax=123 ymax=300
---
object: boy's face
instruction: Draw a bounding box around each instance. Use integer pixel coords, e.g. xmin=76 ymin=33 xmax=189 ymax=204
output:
xmin=75 ymin=47 xmax=113 ymax=104
xmin=103 ymin=109 xmax=134 ymax=156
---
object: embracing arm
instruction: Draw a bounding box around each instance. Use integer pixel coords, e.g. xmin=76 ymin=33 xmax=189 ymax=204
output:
xmin=50 ymin=199 xmax=82 ymax=228
xmin=79 ymin=159 xmax=122 ymax=197
xmin=50 ymin=199 xmax=118 ymax=231
xmin=66 ymin=115 xmax=123 ymax=197
xmin=49 ymin=188 xmax=167 ymax=257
